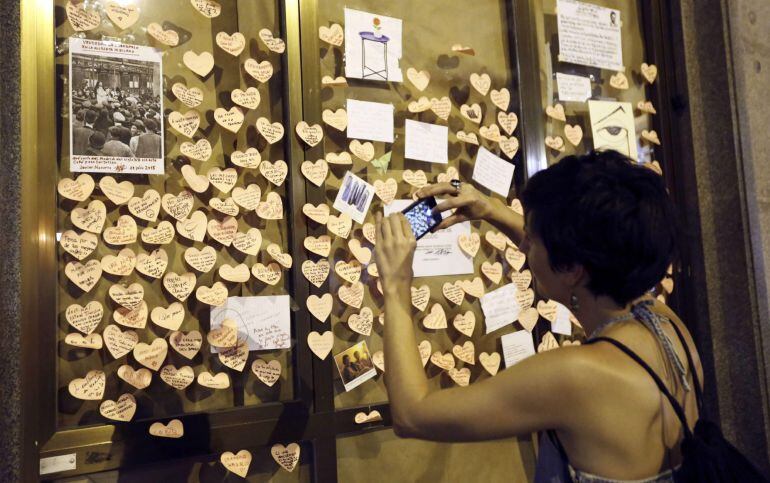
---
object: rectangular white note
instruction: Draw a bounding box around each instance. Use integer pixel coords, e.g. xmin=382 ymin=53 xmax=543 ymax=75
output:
xmin=501 ymin=330 xmax=537 ymax=368
xmin=557 ymin=0 xmax=623 ymax=71
xmin=551 ymin=303 xmax=574 ymax=336
xmin=481 ymin=283 xmax=522 ymax=334
xmin=210 ymin=296 xmax=291 ymax=351
xmin=557 ymin=72 xmax=593 ymax=102
xmin=472 ymin=146 xmax=515 ymax=197
xmin=405 ymin=119 xmax=448 ymax=164
xmin=347 ymin=99 xmax=395 ymax=142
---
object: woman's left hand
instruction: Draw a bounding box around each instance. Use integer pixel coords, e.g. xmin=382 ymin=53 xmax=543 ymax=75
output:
xmin=375 ymin=212 xmax=416 ymax=291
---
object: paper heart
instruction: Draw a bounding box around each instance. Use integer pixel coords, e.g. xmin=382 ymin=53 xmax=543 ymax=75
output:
xmin=206 ymin=216 xmax=237 ymax=246
xmin=271 ymin=443 xmax=300 ymax=472
xmin=209 ymin=197 xmax=239 ymax=217
xmin=459 ymin=103 xmax=482 ymax=124
xmin=65 ymin=332 xmax=103 ymax=349
xmin=149 ymin=419 xmax=184 ymax=438
xmin=430 ymin=351 xmax=455 ymax=371
xmin=117 ymin=364 xmax=152 ymax=389
xmin=216 ymin=31 xmax=246 ymax=56
xmin=481 ymin=261 xmax=503 ymax=284
xmin=451 ymin=44 xmax=475 ymax=55
xmin=231 ymin=228 xmax=261 ymax=256
xmin=108 ymin=283 xmax=143 ymax=312
xmin=321 ymin=75 xmax=347 ymax=86
xmin=480 ymin=124 xmax=502 ymax=143
xmin=430 ymin=97 xmax=452 ymax=120
xmin=321 ymin=108 xmax=347 ymax=131
xmin=411 ymin=285 xmax=431 ymax=311
xmin=134 ymin=338 xmax=168 ymax=371
xmin=299 ymin=159 xmax=328 ymax=187
xmin=259 ymin=28 xmax=286 ymax=53
xmin=99 ymin=393 xmax=136 ymax=421
xmin=499 ymin=136 xmax=519 ymax=159
xmin=232 ymin=184 xmax=261 ymax=210
xmin=637 ymin=101 xmax=657 ymax=114
xmin=564 ymin=124 xmax=584 ymax=146
xmin=230 ymin=87 xmax=260 ymax=110
xmin=102 ymin=215 xmax=137 ymax=245
xmin=498 ymin=111 xmax=518 ymax=135
xmin=221 ymin=450 xmax=252 ymax=478
xmin=294 ymin=121 xmax=324 ymax=147
xmin=208 ymin=319 xmax=238 ymax=348
xmin=208 ymin=167 xmax=238 ymax=193
xmin=504 ymin=247 xmax=526 ymax=272
xmin=65 ymin=260 xmax=102 ymax=292
xmin=402 ymin=169 xmax=428 ymax=188
xmin=267 ymin=243 xmax=292 ymax=268
xmin=641 ymin=130 xmax=661 ymax=145
xmin=245 ymin=59 xmax=274 ymax=83
xmin=161 ymin=190 xmax=194 ymax=221
xmin=516 ymin=289 xmax=536 ymax=312
xmin=174 ymin=211 xmax=206 ymax=243
xmin=423 ymin=304 xmax=447 ymax=329
xmin=58 ymin=174 xmax=94 ymax=201
xmin=180 ymin=140 xmax=212 ymax=164
xmin=256 ymin=117 xmax=285 ymax=144
xmin=436 ymin=167 xmax=459 ymax=184
xmin=168 ymin=110 xmax=201 ymax=138
xmin=484 ymin=231 xmax=507 ymax=251
xmin=150 ymin=302 xmax=185 ymax=331
xmin=326 ymin=151 xmax=353 ymax=165
xmin=490 ymin=88 xmax=511 ymax=111
xmin=354 ymin=410 xmax=383 ymax=424
xmin=372 ymin=350 xmax=385 ymax=372
xmin=319 ymin=23 xmax=344 ymax=46
xmin=470 ymin=73 xmax=491 ymax=96
xmin=102 ymin=248 xmax=136 ymax=276
xmin=197 ymin=371 xmax=230 ymax=389
xmin=348 ymin=307 xmax=374 ymax=336
xmin=66 ymin=301 xmax=103 ymax=334
xmin=160 ymin=364 xmax=195 ymax=390
xmin=196 ymin=281 xmax=229 ymax=305
xmin=338 ymin=281 xmax=364 ymax=309
xmin=609 ymin=72 xmax=629 ymax=90
xmin=418 ymin=340 xmax=432 ymax=366
xmin=190 ymin=0 xmax=221 ymax=18
xmin=459 ymin=277 xmax=485 ymax=298
xmin=306 ymin=293 xmax=333 ymax=322
xmin=303 ymin=235 xmax=331 ymax=257
xmin=301 ymin=204 xmax=330 ymax=226
xmin=307 ymin=331 xmax=333 ymax=361
xmin=372 ymin=178 xmax=397 ymax=205
xmin=349 ymin=140 xmax=375 ymax=162
xmin=456 ymin=131 xmax=479 ymax=145
xmin=105 ymin=2 xmax=139 ymax=29
xmin=252 ymin=262 xmax=282 ymax=285
xmin=66 ymin=1 xmax=100 ymax=31
xmin=452 ymin=311 xmax=476 ymax=337
xmin=510 ymin=268 xmax=532 ymax=291
xmin=641 ymin=63 xmax=658 ymax=84
xmin=163 ymin=271 xmax=196 ymax=302
xmin=113 ymin=300 xmax=148 ymax=329
xmin=335 ymin=260 xmax=362 ymax=284
xmin=362 ymin=223 xmax=377 ymax=245
xmin=448 ymin=367 xmax=471 ymax=386
xmin=68 ymin=370 xmax=105 ymax=400
xmin=259 ymin=160 xmax=289 ymax=186
xmin=660 ymin=276 xmax=674 ymax=294
xmin=71 ymin=199 xmax=107 ymax=234
xmin=172 ymin=83 xmax=204 ymax=108
xmin=545 ymin=135 xmax=565 ymax=152
xmin=452 ymin=341 xmax=475 ymax=365
xmin=103 ymin=324 xmax=138 ymax=358
xmin=407 ymin=68 xmax=431 ymax=91
xmin=348 ymin=239 xmax=372 ymax=265
xmin=183 ymin=246 xmax=217 ymax=274
xmin=183 ymin=51 xmax=215 ymax=77
xmin=60 ymin=230 xmax=97 ymax=260
xmin=442 ymin=281 xmax=465 ymax=305
xmin=545 ymin=104 xmax=566 ymax=122
xmin=327 ymin=213 xmax=352 ymax=238
xmin=479 ymin=352 xmax=501 ymax=376
xmin=147 ymin=23 xmax=179 ymax=46
xmin=407 ymin=96 xmax=431 ymax=113
xmin=538 ymin=331 xmax=559 ymax=353
xmin=536 ymin=300 xmax=560 ymax=323
xmin=301 ymin=259 xmax=330 ymax=287
xmin=127 ymin=189 xmax=161 ymax=222
xmin=367 ymin=263 xmax=379 ymax=278
xmin=214 ymin=107 xmax=245 ymax=134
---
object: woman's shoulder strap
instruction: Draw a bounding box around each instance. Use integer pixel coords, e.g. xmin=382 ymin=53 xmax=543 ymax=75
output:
xmin=667 ymin=319 xmax=703 ymax=409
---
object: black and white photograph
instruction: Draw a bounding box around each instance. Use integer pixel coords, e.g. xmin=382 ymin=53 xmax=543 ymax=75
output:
xmin=333 ymin=341 xmax=377 ymax=392
xmin=69 ymin=38 xmax=164 ymax=174
xmin=333 ymin=171 xmax=376 ymax=224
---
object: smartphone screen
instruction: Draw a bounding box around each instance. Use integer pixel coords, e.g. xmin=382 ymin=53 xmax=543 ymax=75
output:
xmin=401 ymin=197 xmax=442 ymax=240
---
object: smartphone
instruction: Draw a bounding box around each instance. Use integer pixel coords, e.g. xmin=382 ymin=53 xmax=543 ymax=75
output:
xmin=401 ymin=197 xmax=442 ymax=240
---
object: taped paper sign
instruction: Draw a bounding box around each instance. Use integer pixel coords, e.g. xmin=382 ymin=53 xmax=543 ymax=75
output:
xmin=210 ymin=296 xmax=291 ymax=351
xmin=557 ymin=0 xmax=623 ymax=71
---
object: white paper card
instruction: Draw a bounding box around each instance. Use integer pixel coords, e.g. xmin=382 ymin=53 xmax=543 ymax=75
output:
xmin=405 ymin=120 xmax=448 ymax=164
xmin=588 ymin=100 xmax=638 ymax=160
xmin=384 ymin=200 xmax=474 ymax=277
xmin=481 ymin=283 xmax=522 ymax=334
xmin=472 ymin=147 xmax=515 ymax=197
xmin=501 ymin=330 xmax=537 ymax=368
xmin=333 ymin=171 xmax=376 ymax=224
xmin=347 ymin=99 xmax=395 ymax=143
xmin=210 ymin=296 xmax=291 ymax=351
xmin=40 ymin=454 xmax=77 ymax=476
xmin=557 ymin=0 xmax=623 ymax=71
xmin=344 ymin=8 xmax=403 ymax=82
xmin=552 ymin=303 xmax=573 ymax=336
xmin=557 ymin=72 xmax=593 ymax=102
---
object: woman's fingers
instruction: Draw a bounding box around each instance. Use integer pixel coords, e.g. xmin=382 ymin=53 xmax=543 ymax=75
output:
xmin=433 ymin=196 xmax=467 ymax=214
xmin=432 ymin=212 xmax=469 ymax=232
xmin=387 ymin=213 xmax=405 ymax=239
xmin=398 ymin=213 xmax=415 ymax=242
xmin=380 ymin=211 xmax=392 ymax=240
xmin=415 ymin=182 xmax=457 ymax=199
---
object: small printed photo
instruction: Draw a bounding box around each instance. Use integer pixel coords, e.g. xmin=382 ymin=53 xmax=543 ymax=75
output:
xmin=333 ymin=171 xmax=376 ymax=224
xmin=334 ymin=340 xmax=377 ymax=392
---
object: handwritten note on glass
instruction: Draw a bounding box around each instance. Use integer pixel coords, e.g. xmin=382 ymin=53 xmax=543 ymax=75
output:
xmin=556 ymin=72 xmax=593 ymax=103
xmin=210 ymin=296 xmax=291 ymax=351
xmin=404 ymin=120 xmax=448 ymax=164
xmin=501 ymin=330 xmax=536 ymax=368
xmin=557 ymin=0 xmax=623 ymax=71
xmin=481 ymin=283 xmax=522 ymax=334
xmin=472 ymin=147 xmax=515 ymax=197
xmin=347 ymin=99 xmax=395 ymax=143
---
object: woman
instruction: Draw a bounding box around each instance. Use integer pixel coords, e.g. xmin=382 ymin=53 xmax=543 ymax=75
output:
xmin=95 ymin=81 xmax=110 ymax=106
xmin=375 ymin=150 xmax=702 ymax=482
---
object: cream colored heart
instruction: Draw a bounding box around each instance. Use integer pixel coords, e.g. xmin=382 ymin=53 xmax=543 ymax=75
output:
xmin=215 ymin=31 xmax=246 ymax=56
xmin=303 ymin=203 xmax=330 ymax=224
xmin=256 ymin=117 xmax=285 ymax=144
xmin=408 ymin=96 xmax=431 ymax=113
xmin=232 ymin=228 xmax=262 ymax=256
xmin=301 ymin=159 xmax=328 ymax=187
xmin=373 ymin=178 xmax=397 ymax=205
xmin=208 ymin=319 xmax=238 ymax=348
xmin=65 ymin=332 xmax=103 ymax=350
xmin=456 ymin=131 xmax=479 ymax=145
xmin=448 ymin=367 xmax=471 ymax=386
xmin=183 ymin=51 xmax=215 ymax=77
xmin=65 ymin=259 xmax=102 ymax=292
xmin=180 ymin=139 xmax=212 ymax=162
xmin=338 ymin=281 xmax=364 ymax=309
xmin=335 ymin=260 xmax=362 ymax=284
xmin=117 ymin=365 xmax=152 ymax=389
xmin=418 ymin=340 xmax=432 ymax=366
xmin=113 ymin=301 xmax=148 ymax=329
xmin=105 ymin=2 xmax=139 ymax=30
xmin=306 ymin=293 xmax=333 ymax=322
xmin=149 ymin=419 xmax=184 ymax=438
xmin=641 ymin=63 xmax=658 ymax=84
xmin=66 ymin=301 xmax=103 ymax=334
xmin=65 ymin=2 xmax=100 ymax=31
xmin=362 ymin=223 xmax=377 ymax=245
xmin=490 ymin=88 xmax=510 ymax=111
xmin=430 ymin=97 xmax=452 ymax=120
xmin=430 ymin=351 xmax=455 ymax=371
xmin=172 ymin=83 xmax=204 ymax=108
xmin=499 ymin=136 xmax=519 ymax=159
xmin=259 ymin=29 xmax=286 ymax=53
xmin=163 ymin=271 xmax=196 ymax=302
xmin=196 ymin=281 xmax=229 ymax=305
xmin=304 ymin=235 xmax=331 ymax=257
xmin=184 ymin=246 xmax=217 ymax=273
xmin=349 ymin=140 xmax=375 ymax=162
xmin=267 ymin=243 xmax=292 ymax=268
xmin=161 ymin=190 xmax=194 ymax=220
xmin=168 ymin=110 xmax=201 ymax=138
xmin=322 ymin=108 xmax=347 ymax=131
xmin=231 ymin=87 xmax=260 ymax=110
xmin=232 ymin=184 xmax=261 ymax=210
xmin=459 ymin=277 xmax=484 ymax=298
xmin=545 ymin=135 xmax=565 ymax=151
xmin=354 ymin=410 xmax=383 ymax=424
xmin=207 ymin=167 xmax=238 ymax=193
xmin=160 ymin=364 xmax=195 ymax=390
xmin=60 ymin=230 xmax=98 ymax=260
xmin=452 ymin=341 xmax=475 ymax=365
xmin=259 ymin=160 xmax=289 ymax=186
xmin=326 ymin=151 xmax=353 ymax=165
xmin=481 ymin=261 xmax=503 ymax=284
xmin=147 ymin=23 xmax=179 ymax=46
xmin=207 ymin=215 xmax=238 ymax=246
xmin=218 ymin=340 xmax=249 ymax=371
xmin=411 ymin=285 xmax=431 ymax=311
xmin=609 ymin=72 xmax=629 ymax=90
xmin=214 ymin=107 xmax=245 ymax=134
xmin=327 ymin=213 xmax=352 ymax=238
xmin=197 ymin=371 xmax=230 ymax=389
xmin=641 ymin=129 xmax=661 ymax=145
xmin=470 ymin=73 xmax=491 ymax=96
xmin=58 ymin=173 xmax=94 ymax=202
xmin=538 ymin=331 xmax=559 ymax=353
xmin=453 ymin=311 xmax=476 ymax=337
xmin=103 ymin=324 xmax=138 ymax=359
xmin=245 ymin=59 xmax=273 ymax=83
xmin=308 ymin=331 xmax=333 ymax=360
xmin=128 ymin=189 xmax=161 ymax=222
xmin=319 ymin=23 xmax=344 ymax=46
xmin=348 ymin=239 xmax=372 ymax=265
xmin=564 ymin=124 xmax=583 ymax=146
xmin=484 ymin=231 xmax=507 ymax=251
xmin=637 ymin=101 xmax=657 ymax=114
xmin=510 ymin=268 xmax=533 ymax=291
xmin=68 ymin=370 xmax=105 ymax=400
xmin=372 ymin=350 xmax=385 ymax=372
xmin=516 ymin=289 xmax=536 ymax=312
xmin=407 ymin=68 xmax=430 ymax=91
xmin=480 ymin=124 xmax=502 ymax=142
xmin=134 ymin=338 xmax=168 ymax=371
xmin=436 ymin=166 xmax=460 ymax=184
xmin=442 ymin=281 xmax=465 ymax=305
xmin=498 ymin=111 xmax=518 ymax=135
xmin=99 ymin=393 xmax=136 ymax=421
xmin=71 ymin=199 xmax=107 ymax=234
xmin=180 ymin=164 xmax=209 ymax=193
xmin=150 ymin=302 xmax=185 ymax=331
xmin=220 ymin=450 xmax=252 ymax=478
xmin=301 ymin=259 xmax=330 ymax=287
xmin=537 ymin=300 xmax=560 ymax=323
xmin=271 ymin=443 xmax=300 ymax=472
xmin=505 ymin=247 xmax=527 ymax=271
xmin=102 ymin=248 xmax=136 ymax=276
xmin=545 ymin=104 xmax=566 ymax=122
xmin=321 ymin=75 xmax=347 ymax=86
xmin=460 ymin=103 xmax=482 ymax=124
xmin=190 ymin=0 xmax=221 ymax=17
xmin=402 ymin=169 xmax=428 ymax=188
xmin=348 ymin=307 xmax=373 ymax=336
xmin=423 ymin=303 xmax=447 ymax=329
xmin=108 ymin=282 xmax=143 ymax=310
xmin=252 ymin=262 xmax=282 ymax=285
xmin=103 ymin=215 xmax=137 ymax=245
xmin=177 ymin=210 xmax=208 ymax=242
xmin=479 ymin=352 xmax=501 ymax=376
xmin=209 ymin=197 xmax=239 ymax=217
xmin=451 ymin=44 xmax=475 ymax=55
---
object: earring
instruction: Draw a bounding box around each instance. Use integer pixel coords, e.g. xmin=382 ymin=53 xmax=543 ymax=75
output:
xmin=570 ymin=293 xmax=580 ymax=312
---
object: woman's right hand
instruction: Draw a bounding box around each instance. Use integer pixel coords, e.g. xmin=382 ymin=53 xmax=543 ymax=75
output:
xmin=414 ymin=182 xmax=494 ymax=231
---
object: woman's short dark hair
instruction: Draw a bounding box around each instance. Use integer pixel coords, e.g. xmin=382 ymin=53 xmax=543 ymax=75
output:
xmin=520 ymin=150 xmax=678 ymax=306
